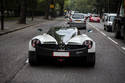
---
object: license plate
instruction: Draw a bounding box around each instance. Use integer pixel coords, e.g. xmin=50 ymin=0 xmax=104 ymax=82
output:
xmin=53 ymin=52 xmax=70 ymax=57
xmin=94 ymin=19 xmax=97 ymax=21
xmin=75 ymin=20 xmax=81 ymax=22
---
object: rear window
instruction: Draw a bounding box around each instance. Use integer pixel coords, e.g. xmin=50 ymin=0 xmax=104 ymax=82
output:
xmin=109 ymin=16 xmax=115 ymax=21
xmin=72 ymin=14 xmax=84 ymax=19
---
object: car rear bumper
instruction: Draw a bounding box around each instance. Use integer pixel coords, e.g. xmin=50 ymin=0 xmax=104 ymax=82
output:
xmin=90 ymin=20 xmax=100 ymax=22
xmin=29 ymin=46 xmax=94 ymax=61
xmin=69 ymin=23 xmax=86 ymax=28
xmin=36 ymin=46 xmax=88 ymax=56
xmin=29 ymin=50 xmax=95 ymax=63
xmin=106 ymin=25 xmax=112 ymax=28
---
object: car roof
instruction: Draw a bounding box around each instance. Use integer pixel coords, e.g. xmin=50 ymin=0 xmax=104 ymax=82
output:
xmin=107 ymin=13 xmax=117 ymax=16
xmin=73 ymin=13 xmax=84 ymax=15
xmin=108 ymin=14 xmax=117 ymax=16
xmin=103 ymin=13 xmax=109 ymax=15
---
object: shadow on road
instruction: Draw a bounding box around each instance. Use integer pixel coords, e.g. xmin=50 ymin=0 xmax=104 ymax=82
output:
xmin=29 ymin=60 xmax=95 ymax=69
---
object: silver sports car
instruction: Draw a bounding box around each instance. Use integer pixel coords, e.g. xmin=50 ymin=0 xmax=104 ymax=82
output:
xmin=69 ymin=13 xmax=87 ymax=29
xmin=28 ymin=26 xmax=96 ymax=67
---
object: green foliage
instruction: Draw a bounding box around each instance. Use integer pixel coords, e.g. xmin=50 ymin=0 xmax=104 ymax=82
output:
xmin=3 ymin=0 xmax=19 ymax=10
xmin=64 ymin=0 xmax=121 ymax=14
xmin=1 ymin=0 xmax=121 ymax=15
xmin=95 ymin=0 xmax=121 ymax=13
xmin=64 ymin=0 xmax=96 ymax=13
xmin=0 ymin=0 xmax=69 ymax=17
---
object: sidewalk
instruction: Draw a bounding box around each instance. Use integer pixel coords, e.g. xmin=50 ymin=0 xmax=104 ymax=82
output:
xmin=0 ymin=16 xmax=47 ymax=35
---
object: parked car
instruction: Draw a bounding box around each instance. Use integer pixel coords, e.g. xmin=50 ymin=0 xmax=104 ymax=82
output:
xmin=28 ymin=26 xmax=96 ymax=67
xmin=102 ymin=13 xmax=109 ymax=22
xmin=112 ymin=0 xmax=125 ymax=42
xmin=89 ymin=15 xmax=100 ymax=23
xmin=104 ymin=13 xmax=117 ymax=32
xmin=69 ymin=13 xmax=87 ymax=29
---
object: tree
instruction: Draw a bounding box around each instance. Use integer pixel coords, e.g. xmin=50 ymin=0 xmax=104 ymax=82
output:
xmin=57 ymin=0 xmax=64 ymax=16
xmin=0 ymin=0 xmax=5 ymax=30
xmin=95 ymin=0 xmax=121 ymax=13
xmin=64 ymin=0 xmax=96 ymax=13
xmin=27 ymin=0 xmax=38 ymax=21
xmin=18 ymin=0 xmax=27 ymax=24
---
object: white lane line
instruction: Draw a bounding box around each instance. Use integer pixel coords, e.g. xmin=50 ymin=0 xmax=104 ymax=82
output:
xmin=88 ymin=22 xmax=125 ymax=52
xmin=25 ymin=59 xmax=29 ymax=63
xmin=95 ymin=28 xmax=100 ymax=32
xmin=88 ymin=23 xmax=96 ymax=29
xmin=88 ymin=23 xmax=107 ymax=36
xmin=88 ymin=23 xmax=100 ymax=31
xmin=100 ymin=32 xmax=107 ymax=36
xmin=88 ymin=23 xmax=118 ymax=45
xmin=121 ymin=47 xmax=125 ymax=50
xmin=107 ymin=37 xmax=118 ymax=45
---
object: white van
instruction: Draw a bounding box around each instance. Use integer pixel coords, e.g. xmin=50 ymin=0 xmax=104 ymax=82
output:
xmin=104 ymin=13 xmax=117 ymax=32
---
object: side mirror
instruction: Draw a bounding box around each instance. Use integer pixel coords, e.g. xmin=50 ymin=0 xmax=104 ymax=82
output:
xmin=38 ymin=29 xmax=43 ymax=32
xmin=88 ymin=29 xmax=93 ymax=32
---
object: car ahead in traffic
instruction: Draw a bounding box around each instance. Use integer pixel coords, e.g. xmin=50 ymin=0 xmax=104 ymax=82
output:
xmin=104 ymin=13 xmax=117 ymax=32
xmin=89 ymin=14 xmax=100 ymax=23
xmin=28 ymin=26 xmax=96 ymax=67
xmin=68 ymin=13 xmax=87 ymax=29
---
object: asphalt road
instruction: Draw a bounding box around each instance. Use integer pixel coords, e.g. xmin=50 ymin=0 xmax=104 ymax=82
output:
xmin=0 ymin=18 xmax=125 ymax=83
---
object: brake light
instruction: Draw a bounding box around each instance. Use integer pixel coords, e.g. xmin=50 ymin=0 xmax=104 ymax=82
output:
xmin=31 ymin=39 xmax=41 ymax=48
xmin=83 ymin=40 xmax=93 ymax=49
xmin=70 ymin=18 xmax=72 ymax=22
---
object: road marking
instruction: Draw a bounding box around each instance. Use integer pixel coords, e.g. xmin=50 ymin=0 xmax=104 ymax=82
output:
xmin=88 ymin=23 xmax=100 ymax=31
xmin=95 ymin=28 xmax=100 ymax=32
xmin=121 ymin=47 xmax=125 ymax=50
xmin=88 ymin=22 xmax=125 ymax=52
xmin=100 ymin=32 xmax=107 ymax=36
xmin=88 ymin=23 xmax=106 ymax=36
xmin=88 ymin=22 xmax=119 ymax=45
xmin=107 ymin=37 xmax=118 ymax=45
xmin=25 ymin=59 xmax=29 ymax=63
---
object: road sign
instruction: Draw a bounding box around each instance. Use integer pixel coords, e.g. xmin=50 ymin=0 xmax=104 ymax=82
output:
xmin=50 ymin=4 xmax=54 ymax=8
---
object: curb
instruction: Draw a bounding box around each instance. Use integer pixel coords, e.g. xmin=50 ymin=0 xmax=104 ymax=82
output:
xmin=0 ymin=22 xmax=42 ymax=36
xmin=0 ymin=17 xmax=62 ymax=36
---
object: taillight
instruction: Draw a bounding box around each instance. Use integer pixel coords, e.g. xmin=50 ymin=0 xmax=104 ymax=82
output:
xmin=70 ymin=18 xmax=72 ymax=22
xmin=84 ymin=20 xmax=86 ymax=23
xmin=31 ymin=39 xmax=41 ymax=48
xmin=89 ymin=18 xmax=92 ymax=20
xmin=83 ymin=40 xmax=93 ymax=49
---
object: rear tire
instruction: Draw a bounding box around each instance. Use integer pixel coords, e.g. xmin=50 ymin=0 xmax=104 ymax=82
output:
xmin=104 ymin=25 xmax=106 ymax=30
xmin=86 ymin=53 xmax=95 ymax=67
xmin=83 ymin=26 xmax=86 ymax=30
xmin=107 ymin=27 xmax=110 ymax=32
xmin=29 ymin=51 xmax=38 ymax=66
xmin=115 ymin=24 xmax=121 ymax=39
xmin=123 ymin=28 xmax=125 ymax=43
